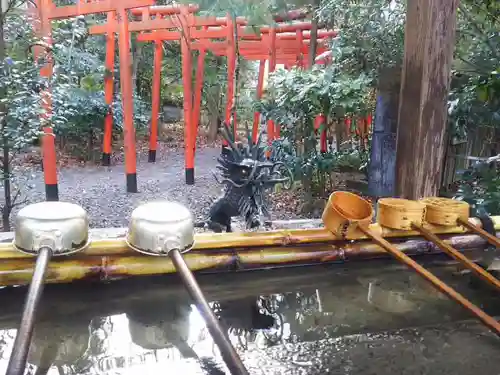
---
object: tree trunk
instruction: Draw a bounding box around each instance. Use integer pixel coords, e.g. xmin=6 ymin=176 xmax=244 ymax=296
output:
xmin=302 ymin=119 xmax=315 ymax=205
xmin=0 ymin=3 xmax=11 ymax=232
xmin=395 ymin=0 xmax=459 ymax=199
xmin=334 ymin=119 xmax=344 ymax=151
xmin=207 ymin=110 xmax=219 ymax=141
xmin=131 ymin=37 xmax=143 ymax=94
xmin=2 ymin=129 xmax=11 ymax=232
xmin=206 ymin=57 xmax=224 ymax=141
xmin=87 ymin=128 xmax=94 ymax=162
xmin=308 ymin=0 xmax=320 ymax=67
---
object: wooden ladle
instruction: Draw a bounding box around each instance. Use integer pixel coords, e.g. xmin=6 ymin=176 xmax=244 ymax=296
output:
xmin=322 ymin=192 xmax=500 ymax=335
xmin=417 ymin=197 xmax=500 ymax=290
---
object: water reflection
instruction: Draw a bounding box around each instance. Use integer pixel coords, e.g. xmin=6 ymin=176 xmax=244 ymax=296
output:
xmin=0 ymin=263 xmax=498 ymax=374
xmin=28 ymin=317 xmax=90 ymax=374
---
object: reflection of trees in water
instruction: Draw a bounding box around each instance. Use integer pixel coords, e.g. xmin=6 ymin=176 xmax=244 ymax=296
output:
xmin=67 ymin=308 xmax=194 ymax=374
xmin=0 ymin=289 xmax=323 ymax=374
xmin=258 ymin=289 xmax=323 ymax=344
xmin=0 ymin=330 xmax=15 ymax=361
xmin=209 ymin=294 xmax=307 ymax=351
xmin=126 ymin=299 xmax=195 ymax=358
xmin=22 ymin=316 xmax=93 ymax=375
xmin=124 ymin=298 xmax=228 ymax=375
xmin=24 ymin=315 xmax=131 ymax=375
xmin=73 ymin=316 xmax=114 ymax=374
xmin=208 ymin=289 xmax=325 ymax=351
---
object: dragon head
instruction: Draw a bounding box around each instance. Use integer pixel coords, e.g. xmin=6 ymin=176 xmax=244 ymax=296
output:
xmin=213 ymin=122 xmax=293 ymax=229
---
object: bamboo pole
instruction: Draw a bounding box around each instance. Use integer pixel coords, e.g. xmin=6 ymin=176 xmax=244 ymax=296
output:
xmin=0 ymin=216 xmax=498 ymax=260
xmin=0 ymin=234 xmax=494 ymax=287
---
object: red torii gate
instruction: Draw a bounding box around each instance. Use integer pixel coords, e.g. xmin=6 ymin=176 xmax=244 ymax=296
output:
xmin=194 ymin=29 xmax=334 ymax=143
xmin=139 ymin=21 xmax=334 ymax=180
xmin=90 ymin=6 xmax=245 ymax=184
xmin=91 ymin=5 xmax=332 ymax=184
xmin=89 ymin=5 xmax=336 ymax=185
xmin=128 ymin=8 xmax=248 ymax=154
xmin=30 ymin=2 xmax=356 ymax=193
xmin=31 ymin=0 xmax=154 ymax=198
xmin=92 ymin=5 xmax=200 ymax=168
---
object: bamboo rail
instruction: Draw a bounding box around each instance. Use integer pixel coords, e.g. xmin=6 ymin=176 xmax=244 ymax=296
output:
xmin=0 ymin=232 xmax=495 ymax=287
xmin=0 ymin=216 xmax=498 ymax=260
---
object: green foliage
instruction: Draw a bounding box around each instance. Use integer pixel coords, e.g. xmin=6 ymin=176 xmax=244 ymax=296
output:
xmin=275 ymin=137 xmax=368 ymax=175
xmin=446 ymin=1 xmax=500 ymax=209
xmin=454 ymin=160 xmax=500 ymax=216
xmin=448 ymin=70 xmax=500 ymax=141
xmin=257 ymin=66 xmax=372 ymax=197
xmin=448 ymin=0 xmax=500 ymax=139
xmin=257 ymin=66 xmax=372 ymax=126
xmin=184 ymin=0 xmax=310 ymax=24
xmin=319 ymin=0 xmax=405 ymax=79
xmin=1 ymin=9 xmax=151 ymax=158
xmin=1 ymin=9 xmax=44 ymax=151
xmin=111 ymin=94 xmax=151 ymax=131
xmin=0 ymin=59 xmax=43 ymax=150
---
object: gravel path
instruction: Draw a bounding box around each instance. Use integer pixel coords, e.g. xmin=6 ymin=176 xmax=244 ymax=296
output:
xmin=10 ymin=146 xmax=298 ymax=228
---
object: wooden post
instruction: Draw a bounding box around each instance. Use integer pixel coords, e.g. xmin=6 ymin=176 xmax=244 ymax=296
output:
xmin=252 ymin=59 xmax=266 ymax=144
xmin=117 ymin=7 xmax=138 ymax=193
xmin=266 ymin=27 xmax=276 ymax=149
xmin=368 ymin=67 xmax=400 ymax=198
xmin=225 ymin=15 xmax=236 ymax=137
xmin=180 ymin=7 xmax=194 ymax=185
xmin=148 ymin=39 xmax=162 ymax=163
xmin=192 ymin=35 xmax=206 ymax=154
xmin=308 ymin=0 xmax=320 ymax=68
xmin=102 ymin=12 xmax=115 ymax=166
xmin=31 ymin=0 xmax=59 ymax=201
xmin=395 ymin=0 xmax=459 ymax=199
xmin=296 ymin=30 xmax=304 ymax=68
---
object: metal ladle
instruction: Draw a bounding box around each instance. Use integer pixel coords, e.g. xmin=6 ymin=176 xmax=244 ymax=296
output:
xmin=126 ymin=201 xmax=248 ymax=375
xmin=7 ymin=202 xmax=89 ymax=375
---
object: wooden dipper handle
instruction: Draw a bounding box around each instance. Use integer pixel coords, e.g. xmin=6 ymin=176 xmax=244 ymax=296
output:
xmin=412 ymin=223 xmax=500 ymax=291
xmin=458 ymin=218 xmax=500 ymax=249
xmin=358 ymin=225 xmax=500 ymax=335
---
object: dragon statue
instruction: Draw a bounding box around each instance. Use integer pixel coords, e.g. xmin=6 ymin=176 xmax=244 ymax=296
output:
xmin=197 ymin=122 xmax=293 ymax=233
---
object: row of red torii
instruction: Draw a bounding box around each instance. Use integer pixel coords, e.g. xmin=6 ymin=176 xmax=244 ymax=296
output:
xmin=31 ymin=0 xmax=336 ymax=199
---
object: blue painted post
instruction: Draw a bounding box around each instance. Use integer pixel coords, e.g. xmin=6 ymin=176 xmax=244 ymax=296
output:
xmin=368 ymin=68 xmax=401 ymax=198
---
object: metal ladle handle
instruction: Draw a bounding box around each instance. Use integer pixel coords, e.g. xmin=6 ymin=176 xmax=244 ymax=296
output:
xmin=6 ymin=246 xmax=53 ymax=375
xmin=168 ymin=248 xmax=249 ymax=375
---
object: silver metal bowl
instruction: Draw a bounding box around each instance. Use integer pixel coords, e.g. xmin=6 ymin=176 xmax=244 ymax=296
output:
xmin=126 ymin=201 xmax=194 ymax=256
xmin=13 ymin=202 xmax=89 ymax=256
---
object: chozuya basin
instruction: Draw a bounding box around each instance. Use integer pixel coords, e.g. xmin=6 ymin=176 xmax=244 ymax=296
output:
xmin=13 ymin=201 xmax=89 ymax=255
xmin=126 ymin=201 xmax=195 ymax=256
